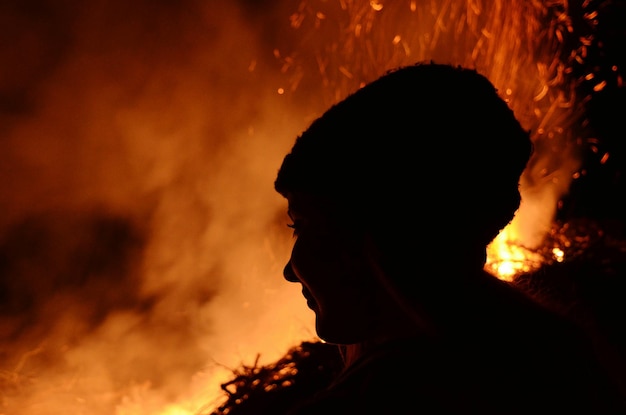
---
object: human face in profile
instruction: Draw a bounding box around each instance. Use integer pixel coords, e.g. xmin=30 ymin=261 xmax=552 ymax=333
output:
xmin=282 ymin=192 xmax=383 ymax=345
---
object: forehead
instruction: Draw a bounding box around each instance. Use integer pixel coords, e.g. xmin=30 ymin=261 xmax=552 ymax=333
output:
xmin=286 ymin=192 xmax=332 ymax=218
xmin=286 ymin=191 xmax=369 ymax=236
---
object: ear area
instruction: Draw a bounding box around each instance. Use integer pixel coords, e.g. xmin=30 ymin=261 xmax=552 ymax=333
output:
xmin=361 ymin=233 xmax=439 ymax=337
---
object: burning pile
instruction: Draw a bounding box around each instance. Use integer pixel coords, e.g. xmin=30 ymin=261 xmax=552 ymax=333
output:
xmin=205 ymin=341 xmax=342 ymax=415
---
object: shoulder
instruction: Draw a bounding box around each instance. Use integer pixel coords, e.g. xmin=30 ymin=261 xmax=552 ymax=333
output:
xmin=288 ymin=338 xmax=493 ymax=414
xmin=456 ymin=275 xmax=626 ymax=412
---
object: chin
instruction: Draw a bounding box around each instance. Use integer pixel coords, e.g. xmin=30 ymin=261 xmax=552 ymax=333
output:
xmin=316 ymin=321 xmax=359 ymax=345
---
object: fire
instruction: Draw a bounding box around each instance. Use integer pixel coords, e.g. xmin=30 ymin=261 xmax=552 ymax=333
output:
xmin=278 ymin=0 xmax=583 ymax=282
xmin=485 ymin=222 xmax=546 ymax=282
xmin=0 ymin=0 xmax=606 ymax=414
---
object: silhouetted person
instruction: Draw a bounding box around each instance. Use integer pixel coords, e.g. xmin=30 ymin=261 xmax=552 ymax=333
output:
xmin=273 ymin=61 xmax=625 ymax=414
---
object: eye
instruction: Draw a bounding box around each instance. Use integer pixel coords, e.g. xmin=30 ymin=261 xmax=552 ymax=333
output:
xmin=287 ymin=221 xmax=300 ymax=237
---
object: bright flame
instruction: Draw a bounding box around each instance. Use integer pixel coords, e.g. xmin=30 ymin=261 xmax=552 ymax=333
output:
xmin=485 ymin=220 xmax=545 ymax=281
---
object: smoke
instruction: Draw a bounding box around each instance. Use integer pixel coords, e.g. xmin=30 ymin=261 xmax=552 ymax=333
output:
xmin=1 ymin=1 xmax=315 ymax=413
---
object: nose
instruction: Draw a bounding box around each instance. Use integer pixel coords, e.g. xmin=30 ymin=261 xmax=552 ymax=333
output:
xmin=283 ymin=260 xmax=299 ymax=283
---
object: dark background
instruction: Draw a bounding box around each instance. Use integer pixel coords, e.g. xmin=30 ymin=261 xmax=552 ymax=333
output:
xmin=558 ymin=0 xmax=626 ymax=224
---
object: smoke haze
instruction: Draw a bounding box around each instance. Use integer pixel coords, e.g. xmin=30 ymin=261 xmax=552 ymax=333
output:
xmin=1 ymin=1 xmax=316 ymax=413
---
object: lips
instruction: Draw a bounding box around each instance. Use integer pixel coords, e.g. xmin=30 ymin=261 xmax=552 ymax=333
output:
xmin=302 ymin=288 xmax=318 ymax=310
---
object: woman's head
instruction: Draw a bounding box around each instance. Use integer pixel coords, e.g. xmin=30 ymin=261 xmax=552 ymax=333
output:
xmin=282 ymin=192 xmax=391 ymax=343
xmin=276 ymin=62 xmax=532 ymax=344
